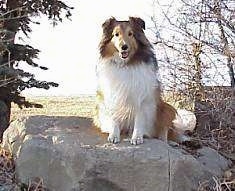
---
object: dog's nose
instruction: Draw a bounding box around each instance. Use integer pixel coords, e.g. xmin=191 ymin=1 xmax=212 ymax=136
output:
xmin=121 ymin=44 xmax=128 ymax=51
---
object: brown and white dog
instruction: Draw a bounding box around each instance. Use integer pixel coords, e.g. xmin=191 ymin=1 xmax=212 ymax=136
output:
xmin=94 ymin=17 xmax=195 ymax=145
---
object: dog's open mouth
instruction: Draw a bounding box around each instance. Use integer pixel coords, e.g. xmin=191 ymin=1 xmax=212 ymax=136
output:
xmin=120 ymin=51 xmax=129 ymax=59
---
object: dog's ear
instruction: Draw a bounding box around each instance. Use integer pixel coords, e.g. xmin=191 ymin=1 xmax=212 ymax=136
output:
xmin=129 ymin=17 xmax=145 ymax=30
xmin=102 ymin=17 xmax=117 ymax=34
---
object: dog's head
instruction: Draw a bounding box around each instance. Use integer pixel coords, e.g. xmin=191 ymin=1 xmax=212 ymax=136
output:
xmin=99 ymin=17 xmax=152 ymax=64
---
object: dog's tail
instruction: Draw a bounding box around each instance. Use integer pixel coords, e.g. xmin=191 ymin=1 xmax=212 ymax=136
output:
xmin=168 ymin=109 xmax=196 ymax=143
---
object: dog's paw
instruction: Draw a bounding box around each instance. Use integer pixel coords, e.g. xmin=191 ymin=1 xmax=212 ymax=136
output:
xmin=130 ymin=136 xmax=144 ymax=145
xmin=108 ymin=133 xmax=120 ymax=144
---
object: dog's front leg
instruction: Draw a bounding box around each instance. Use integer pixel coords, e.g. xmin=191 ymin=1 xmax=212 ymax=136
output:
xmin=107 ymin=118 xmax=120 ymax=144
xmin=131 ymin=109 xmax=145 ymax=145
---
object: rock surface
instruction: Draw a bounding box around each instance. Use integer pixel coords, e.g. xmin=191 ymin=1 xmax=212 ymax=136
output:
xmin=2 ymin=116 xmax=231 ymax=191
xmin=0 ymin=185 xmax=19 ymax=191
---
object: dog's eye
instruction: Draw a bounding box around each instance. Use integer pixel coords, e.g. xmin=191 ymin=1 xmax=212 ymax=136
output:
xmin=115 ymin=33 xmax=119 ymax=37
xmin=128 ymin=32 xmax=133 ymax=36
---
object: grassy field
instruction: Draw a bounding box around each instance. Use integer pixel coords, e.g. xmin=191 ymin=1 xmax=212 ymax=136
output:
xmin=11 ymin=96 xmax=96 ymax=122
xmin=10 ymin=93 xmax=193 ymax=122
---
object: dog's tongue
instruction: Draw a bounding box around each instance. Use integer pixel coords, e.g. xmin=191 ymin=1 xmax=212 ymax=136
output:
xmin=121 ymin=52 xmax=129 ymax=59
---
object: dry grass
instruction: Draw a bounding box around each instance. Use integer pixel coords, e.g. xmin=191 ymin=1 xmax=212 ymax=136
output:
xmin=0 ymin=146 xmax=49 ymax=191
xmin=0 ymin=147 xmax=18 ymax=190
xmin=11 ymin=96 xmax=96 ymax=121
xmin=21 ymin=177 xmax=48 ymax=191
xmin=193 ymin=126 xmax=235 ymax=191
xmin=198 ymin=174 xmax=235 ymax=191
xmin=164 ymin=89 xmax=235 ymax=191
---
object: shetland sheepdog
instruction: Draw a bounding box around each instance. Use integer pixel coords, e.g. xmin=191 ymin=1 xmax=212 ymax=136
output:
xmin=94 ymin=17 xmax=196 ymax=145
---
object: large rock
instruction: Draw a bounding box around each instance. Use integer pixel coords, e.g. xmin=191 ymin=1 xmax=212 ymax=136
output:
xmin=2 ymin=116 xmax=231 ymax=191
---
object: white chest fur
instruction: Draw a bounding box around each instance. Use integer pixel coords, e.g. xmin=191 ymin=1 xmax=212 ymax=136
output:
xmin=97 ymin=58 xmax=159 ymax=136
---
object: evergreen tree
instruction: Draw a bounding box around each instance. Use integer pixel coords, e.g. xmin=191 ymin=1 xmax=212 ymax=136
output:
xmin=0 ymin=0 xmax=73 ymax=139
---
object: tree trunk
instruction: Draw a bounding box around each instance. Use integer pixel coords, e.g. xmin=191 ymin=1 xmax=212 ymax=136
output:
xmin=192 ymin=42 xmax=204 ymax=101
xmin=0 ymin=0 xmax=20 ymax=140
xmin=0 ymin=100 xmax=11 ymax=141
xmin=0 ymin=87 xmax=11 ymax=141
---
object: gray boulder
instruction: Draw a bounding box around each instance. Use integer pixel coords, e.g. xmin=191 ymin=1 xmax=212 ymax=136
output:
xmin=0 ymin=185 xmax=19 ymax=191
xmin=2 ymin=116 xmax=231 ymax=191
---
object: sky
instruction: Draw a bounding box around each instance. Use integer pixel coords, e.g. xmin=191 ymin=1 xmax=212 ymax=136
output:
xmin=18 ymin=0 xmax=159 ymax=96
xmin=16 ymin=0 xmax=231 ymax=96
